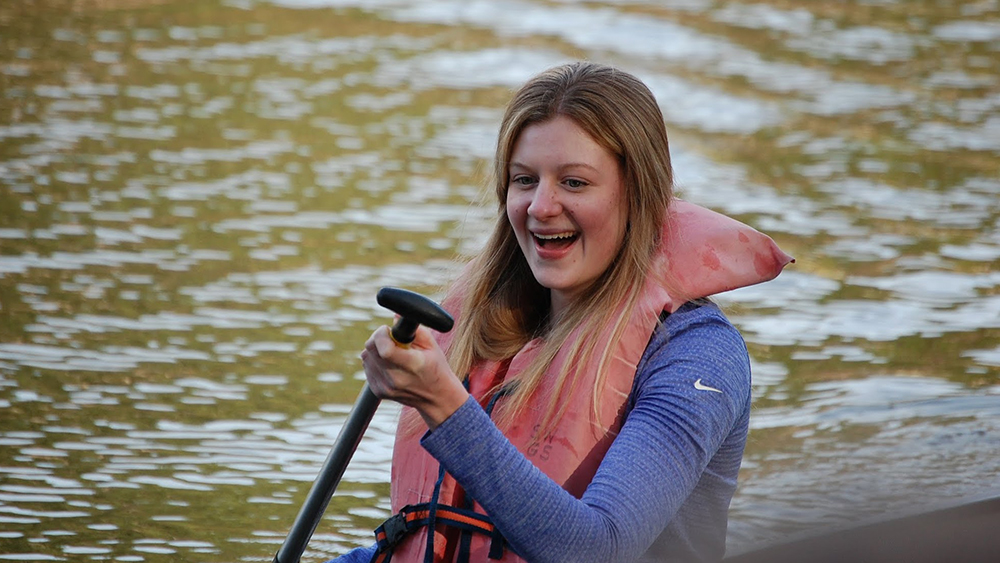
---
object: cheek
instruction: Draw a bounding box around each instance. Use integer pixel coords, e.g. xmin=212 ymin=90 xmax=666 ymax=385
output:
xmin=598 ymin=196 xmax=627 ymax=235
xmin=598 ymin=199 xmax=628 ymax=256
xmin=506 ymin=193 xmax=527 ymax=229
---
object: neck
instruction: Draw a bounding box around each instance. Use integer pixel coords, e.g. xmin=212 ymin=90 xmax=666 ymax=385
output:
xmin=549 ymin=291 xmax=570 ymax=321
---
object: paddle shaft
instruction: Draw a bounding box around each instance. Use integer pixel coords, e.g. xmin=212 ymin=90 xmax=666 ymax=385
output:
xmin=273 ymin=288 xmax=454 ymax=563
xmin=272 ymin=384 xmax=380 ymax=563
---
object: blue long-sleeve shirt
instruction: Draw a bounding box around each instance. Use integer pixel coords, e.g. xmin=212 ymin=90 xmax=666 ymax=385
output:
xmin=331 ymin=301 xmax=751 ymax=563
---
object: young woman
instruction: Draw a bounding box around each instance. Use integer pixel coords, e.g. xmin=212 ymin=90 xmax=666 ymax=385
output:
xmin=334 ymin=62 xmax=791 ymax=563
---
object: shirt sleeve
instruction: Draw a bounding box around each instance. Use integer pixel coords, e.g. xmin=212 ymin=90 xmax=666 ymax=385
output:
xmin=420 ymin=304 xmax=752 ymax=563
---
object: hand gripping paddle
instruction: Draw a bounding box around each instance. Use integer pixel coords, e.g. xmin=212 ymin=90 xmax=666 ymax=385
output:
xmin=273 ymin=287 xmax=454 ymax=563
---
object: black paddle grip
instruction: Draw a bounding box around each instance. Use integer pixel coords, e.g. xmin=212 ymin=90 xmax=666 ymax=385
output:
xmin=377 ymin=287 xmax=454 ymax=344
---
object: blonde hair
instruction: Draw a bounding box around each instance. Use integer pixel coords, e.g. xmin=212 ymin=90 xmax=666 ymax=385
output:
xmin=448 ymin=61 xmax=675 ymax=435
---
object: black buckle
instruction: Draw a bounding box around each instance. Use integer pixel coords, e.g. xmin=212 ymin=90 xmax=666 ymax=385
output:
xmin=382 ymin=512 xmax=408 ymax=548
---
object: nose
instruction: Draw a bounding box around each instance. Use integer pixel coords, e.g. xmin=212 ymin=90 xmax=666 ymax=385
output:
xmin=527 ymin=177 xmax=561 ymax=219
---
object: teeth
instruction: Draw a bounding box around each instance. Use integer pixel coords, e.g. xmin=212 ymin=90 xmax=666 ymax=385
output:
xmin=534 ymin=232 xmax=576 ymax=240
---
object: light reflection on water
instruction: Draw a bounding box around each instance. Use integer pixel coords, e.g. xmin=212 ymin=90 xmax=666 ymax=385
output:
xmin=1 ymin=0 xmax=998 ymax=560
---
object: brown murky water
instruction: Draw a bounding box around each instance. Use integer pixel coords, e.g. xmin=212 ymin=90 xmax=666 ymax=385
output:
xmin=1 ymin=0 xmax=998 ymax=561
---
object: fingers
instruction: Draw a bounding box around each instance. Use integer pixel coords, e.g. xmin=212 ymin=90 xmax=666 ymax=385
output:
xmin=360 ymin=324 xmax=450 ymax=403
xmin=362 ymin=355 xmax=394 ymax=401
xmin=366 ymin=325 xmax=414 ymax=366
xmin=372 ymin=326 xmax=397 ymax=358
xmin=362 ymin=325 xmax=415 ymax=400
xmin=409 ymin=325 xmax=438 ymax=350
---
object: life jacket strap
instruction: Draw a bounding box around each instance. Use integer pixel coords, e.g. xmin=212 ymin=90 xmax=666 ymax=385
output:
xmin=370 ymin=503 xmax=506 ymax=562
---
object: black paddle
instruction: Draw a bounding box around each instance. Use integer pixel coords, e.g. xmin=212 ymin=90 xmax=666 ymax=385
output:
xmin=273 ymin=287 xmax=454 ymax=563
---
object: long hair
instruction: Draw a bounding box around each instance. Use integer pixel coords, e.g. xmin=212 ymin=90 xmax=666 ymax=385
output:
xmin=447 ymin=61 xmax=675 ymax=435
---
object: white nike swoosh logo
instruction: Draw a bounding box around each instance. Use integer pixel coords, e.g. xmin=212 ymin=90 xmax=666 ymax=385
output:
xmin=694 ymin=379 xmax=723 ymax=393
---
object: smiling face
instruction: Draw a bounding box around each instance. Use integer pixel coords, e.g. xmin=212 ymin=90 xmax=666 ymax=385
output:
xmin=506 ymin=115 xmax=628 ymax=316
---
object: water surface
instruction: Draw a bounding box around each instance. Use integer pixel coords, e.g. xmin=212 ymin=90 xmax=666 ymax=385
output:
xmin=1 ymin=0 xmax=998 ymax=560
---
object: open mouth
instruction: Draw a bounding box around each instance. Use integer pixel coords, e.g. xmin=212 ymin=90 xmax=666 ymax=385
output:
xmin=533 ymin=231 xmax=578 ymax=250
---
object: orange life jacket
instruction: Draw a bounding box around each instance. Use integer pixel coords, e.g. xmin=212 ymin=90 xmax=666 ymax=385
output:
xmin=372 ymin=201 xmax=792 ymax=563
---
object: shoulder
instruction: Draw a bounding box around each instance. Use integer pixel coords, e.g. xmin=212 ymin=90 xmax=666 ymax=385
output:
xmin=632 ymin=300 xmax=751 ymax=412
xmin=645 ymin=300 xmax=747 ymax=356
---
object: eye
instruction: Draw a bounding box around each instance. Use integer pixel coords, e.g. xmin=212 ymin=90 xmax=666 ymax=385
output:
xmin=565 ymin=178 xmax=587 ymax=189
xmin=511 ymin=175 xmax=535 ymax=186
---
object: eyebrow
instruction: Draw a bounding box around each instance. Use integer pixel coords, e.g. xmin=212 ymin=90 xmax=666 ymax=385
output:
xmin=508 ymin=161 xmax=602 ymax=174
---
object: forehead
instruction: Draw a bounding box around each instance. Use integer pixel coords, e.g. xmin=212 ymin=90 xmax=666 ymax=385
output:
xmin=510 ymin=116 xmax=616 ymax=168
